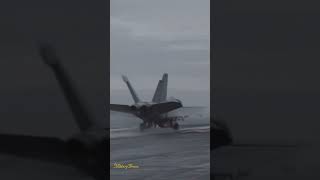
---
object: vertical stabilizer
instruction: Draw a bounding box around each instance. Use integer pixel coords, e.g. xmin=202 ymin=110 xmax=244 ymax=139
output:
xmin=152 ymin=80 xmax=163 ymax=102
xmin=161 ymin=73 xmax=168 ymax=101
xmin=152 ymin=73 xmax=168 ymax=103
xmin=122 ymin=75 xmax=141 ymax=103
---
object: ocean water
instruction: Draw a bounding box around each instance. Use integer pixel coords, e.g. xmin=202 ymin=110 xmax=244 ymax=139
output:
xmin=110 ymin=110 xmax=210 ymax=180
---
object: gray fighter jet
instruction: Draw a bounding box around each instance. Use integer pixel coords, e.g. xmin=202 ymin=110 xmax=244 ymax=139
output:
xmin=110 ymin=73 xmax=205 ymax=131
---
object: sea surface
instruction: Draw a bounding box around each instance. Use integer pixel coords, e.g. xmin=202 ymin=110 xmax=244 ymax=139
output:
xmin=110 ymin=109 xmax=210 ymax=180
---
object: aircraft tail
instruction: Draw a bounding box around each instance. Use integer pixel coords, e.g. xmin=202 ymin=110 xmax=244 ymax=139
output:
xmin=122 ymin=75 xmax=141 ymax=103
xmin=152 ymin=73 xmax=168 ymax=103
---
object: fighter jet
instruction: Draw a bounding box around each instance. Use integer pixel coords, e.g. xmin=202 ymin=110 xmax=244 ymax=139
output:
xmin=110 ymin=74 xmax=205 ymax=131
xmin=0 ymin=44 xmax=107 ymax=180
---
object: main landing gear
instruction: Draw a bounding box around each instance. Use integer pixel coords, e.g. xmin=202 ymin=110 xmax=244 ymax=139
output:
xmin=139 ymin=119 xmax=180 ymax=131
xmin=156 ymin=120 xmax=180 ymax=130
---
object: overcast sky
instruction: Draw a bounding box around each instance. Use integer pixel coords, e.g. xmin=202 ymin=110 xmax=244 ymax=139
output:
xmin=110 ymin=0 xmax=210 ymax=105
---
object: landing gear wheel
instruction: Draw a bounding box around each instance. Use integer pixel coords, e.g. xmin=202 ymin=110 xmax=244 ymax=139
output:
xmin=172 ymin=123 xmax=179 ymax=130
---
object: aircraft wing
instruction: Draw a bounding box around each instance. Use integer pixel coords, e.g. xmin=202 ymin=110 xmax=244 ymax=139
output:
xmin=110 ymin=104 xmax=133 ymax=114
